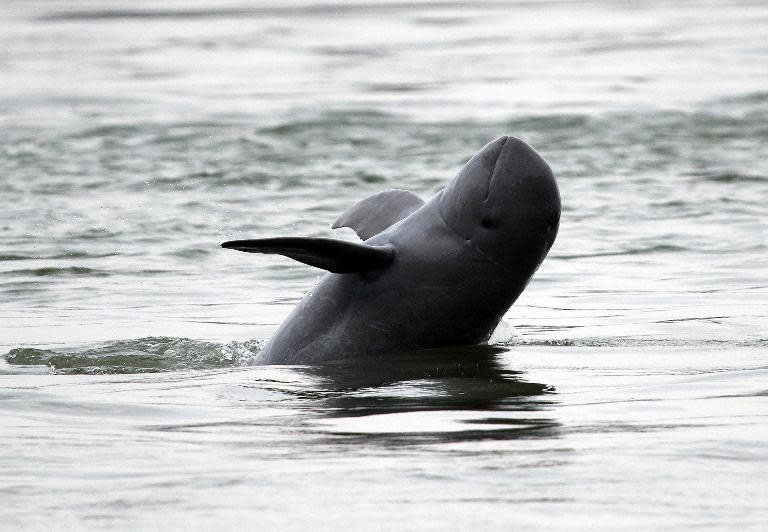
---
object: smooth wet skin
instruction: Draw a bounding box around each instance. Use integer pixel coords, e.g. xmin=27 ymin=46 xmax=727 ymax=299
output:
xmin=223 ymin=137 xmax=560 ymax=364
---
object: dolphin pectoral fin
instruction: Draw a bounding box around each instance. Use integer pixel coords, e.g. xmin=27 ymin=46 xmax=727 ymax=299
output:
xmin=221 ymin=237 xmax=395 ymax=273
xmin=332 ymin=189 xmax=424 ymax=240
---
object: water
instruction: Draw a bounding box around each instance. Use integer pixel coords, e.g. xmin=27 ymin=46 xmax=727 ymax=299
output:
xmin=1 ymin=0 xmax=767 ymax=529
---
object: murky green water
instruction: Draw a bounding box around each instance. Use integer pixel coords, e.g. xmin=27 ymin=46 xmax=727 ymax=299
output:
xmin=1 ymin=1 xmax=767 ymax=530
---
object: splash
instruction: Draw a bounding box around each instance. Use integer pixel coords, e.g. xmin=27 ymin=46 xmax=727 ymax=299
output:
xmin=4 ymin=337 xmax=264 ymax=375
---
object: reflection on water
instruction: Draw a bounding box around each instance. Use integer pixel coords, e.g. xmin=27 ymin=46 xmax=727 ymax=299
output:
xmin=301 ymin=346 xmax=560 ymax=444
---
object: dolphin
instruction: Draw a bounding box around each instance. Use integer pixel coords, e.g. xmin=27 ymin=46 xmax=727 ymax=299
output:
xmin=222 ymin=136 xmax=560 ymax=365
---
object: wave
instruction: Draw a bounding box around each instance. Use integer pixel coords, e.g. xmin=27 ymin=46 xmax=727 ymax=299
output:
xmin=38 ymin=2 xmax=486 ymax=22
xmin=2 ymin=266 xmax=110 ymax=277
xmin=554 ymin=244 xmax=688 ymax=260
xmin=507 ymin=337 xmax=768 ymax=348
xmin=0 ymin=251 xmax=118 ymax=262
xmin=684 ymin=172 xmax=766 ymax=184
xmin=4 ymin=337 xmax=264 ymax=375
xmin=5 ymin=335 xmax=765 ymax=375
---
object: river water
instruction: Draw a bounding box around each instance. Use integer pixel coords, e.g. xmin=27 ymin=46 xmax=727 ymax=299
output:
xmin=1 ymin=1 xmax=767 ymax=530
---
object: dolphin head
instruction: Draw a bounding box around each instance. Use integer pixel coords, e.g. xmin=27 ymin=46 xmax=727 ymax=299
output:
xmin=438 ymin=136 xmax=560 ymax=279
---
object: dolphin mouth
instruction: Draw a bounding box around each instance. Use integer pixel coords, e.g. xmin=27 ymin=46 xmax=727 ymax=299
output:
xmin=464 ymin=238 xmax=522 ymax=281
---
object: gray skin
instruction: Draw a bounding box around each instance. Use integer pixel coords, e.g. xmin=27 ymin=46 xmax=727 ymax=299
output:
xmin=230 ymin=136 xmax=560 ymax=365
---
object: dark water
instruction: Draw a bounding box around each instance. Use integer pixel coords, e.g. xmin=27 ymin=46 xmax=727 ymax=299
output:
xmin=1 ymin=1 xmax=767 ymax=530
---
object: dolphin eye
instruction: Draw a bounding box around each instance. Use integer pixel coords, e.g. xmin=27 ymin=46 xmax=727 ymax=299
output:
xmin=481 ymin=218 xmax=495 ymax=229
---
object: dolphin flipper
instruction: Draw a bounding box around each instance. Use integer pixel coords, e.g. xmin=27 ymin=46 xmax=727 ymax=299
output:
xmin=221 ymin=237 xmax=395 ymax=273
xmin=332 ymin=189 xmax=424 ymax=240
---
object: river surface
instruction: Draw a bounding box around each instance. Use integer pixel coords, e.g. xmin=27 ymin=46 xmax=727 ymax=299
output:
xmin=1 ymin=1 xmax=767 ymax=530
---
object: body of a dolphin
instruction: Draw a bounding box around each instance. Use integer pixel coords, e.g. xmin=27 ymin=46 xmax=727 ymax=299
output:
xmin=222 ymin=136 xmax=560 ymax=364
